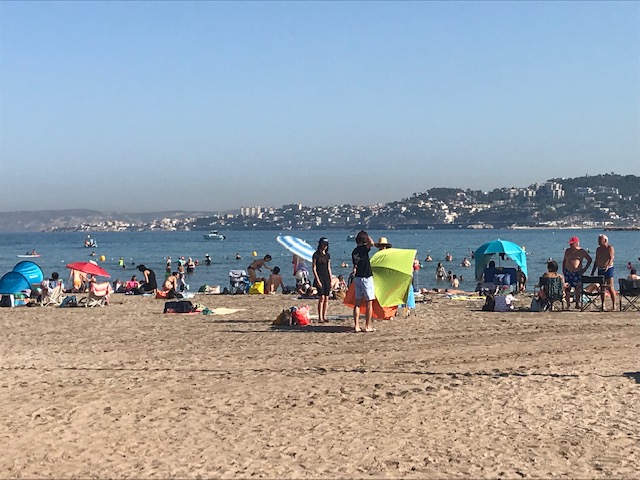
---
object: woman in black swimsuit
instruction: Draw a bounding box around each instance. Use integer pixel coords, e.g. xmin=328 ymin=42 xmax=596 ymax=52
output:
xmin=312 ymin=237 xmax=332 ymax=323
xmin=137 ymin=265 xmax=158 ymax=294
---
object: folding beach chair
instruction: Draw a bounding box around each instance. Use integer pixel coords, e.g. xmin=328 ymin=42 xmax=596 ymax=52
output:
xmin=618 ymin=278 xmax=640 ymax=312
xmin=228 ymin=270 xmax=249 ymax=294
xmin=79 ymin=282 xmax=113 ymax=307
xmin=40 ymin=284 xmax=65 ymax=307
xmin=537 ymin=276 xmax=564 ymax=311
xmin=580 ymin=275 xmax=605 ymax=312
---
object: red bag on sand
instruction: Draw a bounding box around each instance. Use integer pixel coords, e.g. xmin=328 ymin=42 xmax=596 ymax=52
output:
xmin=292 ymin=305 xmax=310 ymax=326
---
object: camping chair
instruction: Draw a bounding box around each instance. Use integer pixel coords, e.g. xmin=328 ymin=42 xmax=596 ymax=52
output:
xmin=537 ymin=276 xmax=564 ymax=311
xmin=80 ymin=282 xmax=113 ymax=307
xmin=579 ymin=275 xmax=605 ymax=312
xmin=41 ymin=284 xmax=65 ymax=307
xmin=618 ymin=278 xmax=640 ymax=312
xmin=228 ymin=270 xmax=249 ymax=294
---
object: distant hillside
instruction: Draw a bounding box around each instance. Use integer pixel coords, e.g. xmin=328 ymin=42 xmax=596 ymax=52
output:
xmin=0 ymin=209 xmax=217 ymax=232
xmin=549 ymin=173 xmax=640 ymax=197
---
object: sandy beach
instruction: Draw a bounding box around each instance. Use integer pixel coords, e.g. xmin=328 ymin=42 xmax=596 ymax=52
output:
xmin=0 ymin=292 xmax=638 ymax=478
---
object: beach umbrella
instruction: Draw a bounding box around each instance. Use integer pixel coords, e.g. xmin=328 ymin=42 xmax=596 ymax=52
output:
xmin=474 ymin=239 xmax=527 ymax=281
xmin=65 ymin=261 xmax=111 ymax=278
xmin=276 ymin=236 xmax=314 ymax=263
xmin=370 ymin=248 xmax=417 ymax=307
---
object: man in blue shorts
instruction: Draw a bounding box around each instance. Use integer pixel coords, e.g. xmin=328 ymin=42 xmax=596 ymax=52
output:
xmin=562 ymin=236 xmax=592 ymax=309
xmin=351 ymin=230 xmax=376 ymax=333
xmin=591 ymin=234 xmax=616 ymax=310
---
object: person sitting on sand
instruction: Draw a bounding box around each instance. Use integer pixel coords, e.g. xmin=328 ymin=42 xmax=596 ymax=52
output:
xmin=247 ymin=255 xmax=272 ymax=284
xmin=161 ymin=272 xmax=182 ymax=299
xmin=627 ymin=268 xmax=640 ymax=281
xmin=265 ymin=266 xmax=285 ymax=294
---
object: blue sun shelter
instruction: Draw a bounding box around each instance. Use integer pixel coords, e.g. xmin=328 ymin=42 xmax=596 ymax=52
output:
xmin=13 ymin=261 xmax=44 ymax=285
xmin=474 ymin=239 xmax=528 ymax=281
xmin=0 ymin=271 xmax=33 ymax=294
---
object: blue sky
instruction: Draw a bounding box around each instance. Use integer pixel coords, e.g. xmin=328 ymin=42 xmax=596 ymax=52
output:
xmin=1 ymin=1 xmax=638 ymax=212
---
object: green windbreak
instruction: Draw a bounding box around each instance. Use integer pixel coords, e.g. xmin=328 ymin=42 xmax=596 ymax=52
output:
xmin=370 ymin=248 xmax=417 ymax=307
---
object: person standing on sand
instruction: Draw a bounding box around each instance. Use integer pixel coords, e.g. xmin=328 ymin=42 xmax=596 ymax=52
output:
xmin=312 ymin=238 xmax=332 ymax=322
xmin=562 ymin=236 xmax=592 ymax=309
xmin=351 ymin=230 xmax=376 ymax=333
xmin=247 ymin=255 xmax=272 ymax=284
xmin=591 ymin=234 xmax=616 ymax=310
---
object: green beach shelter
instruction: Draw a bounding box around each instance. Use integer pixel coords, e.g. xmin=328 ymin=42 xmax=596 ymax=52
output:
xmin=370 ymin=248 xmax=417 ymax=307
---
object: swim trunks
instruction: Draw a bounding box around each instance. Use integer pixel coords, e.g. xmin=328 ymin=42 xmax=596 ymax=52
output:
xmin=597 ymin=266 xmax=614 ymax=279
xmin=563 ymin=269 xmax=582 ymax=288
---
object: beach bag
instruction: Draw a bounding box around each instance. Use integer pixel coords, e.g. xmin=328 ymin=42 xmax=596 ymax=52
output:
xmin=249 ymin=281 xmax=264 ymax=295
xmin=482 ymin=293 xmax=495 ymax=312
xmin=291 ymin=305 xmax=310 ymax=326
xmin=494 ymin=295 xmax=514 ymax=312
xmin=273 ymin=309 xmax=293 ymax=326
xmin=530 ymin=297 xmax=541 ymax=312
xmin=163 ymin=300 xmax=195 ymax=314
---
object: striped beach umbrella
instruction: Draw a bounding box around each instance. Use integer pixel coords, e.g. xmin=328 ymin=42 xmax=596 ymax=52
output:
xmin=276 ymin=236 xmax=314 ymax=263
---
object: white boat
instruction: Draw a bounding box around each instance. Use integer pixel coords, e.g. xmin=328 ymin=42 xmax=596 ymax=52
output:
xmin=17 ymin=254 xmax=41 ymax=258
xmin=203 ymin=230 xmax=226 ymax=240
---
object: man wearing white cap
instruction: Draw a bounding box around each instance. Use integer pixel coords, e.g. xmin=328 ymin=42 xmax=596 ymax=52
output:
xmin=591 ymin=234 xmax=616 ymax=310
xmin=562 ymin=236 xmax=592 ymax=309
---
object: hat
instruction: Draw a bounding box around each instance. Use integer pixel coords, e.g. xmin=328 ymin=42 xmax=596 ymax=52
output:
xmin=318 ymin=237 xmax=329 ymax=245
xmin=568 ymin=236 xmax=580 ymax=245
xmin=375 ymin=237 xmax=392 ymax=248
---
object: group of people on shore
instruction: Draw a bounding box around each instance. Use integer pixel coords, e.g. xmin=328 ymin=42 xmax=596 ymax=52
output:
xmin=536 ymin=234 xmax=629 ymax=310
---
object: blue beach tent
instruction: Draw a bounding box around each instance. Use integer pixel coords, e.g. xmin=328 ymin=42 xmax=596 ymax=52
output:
xmin=13 ymin=261 xmax=44 ymax=285
xmin=0 ymin=271 xmax=33 ymax=294
xmin=474 ymin=239 xmax=528 ymax=281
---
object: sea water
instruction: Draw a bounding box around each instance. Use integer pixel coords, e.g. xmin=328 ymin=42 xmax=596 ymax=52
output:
xmin=0 ymin=229 xmax=638 ymax=291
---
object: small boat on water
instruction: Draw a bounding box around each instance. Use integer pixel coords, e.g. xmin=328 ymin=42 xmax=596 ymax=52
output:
xmin=17 ymin=254 xmax=41 ymax=258
xmin=346 ymin=235 xmax=355 ymax=241
xmin=203 ymin=230 xmax=226 ymax=240
xmin=84 ymin=235 xmax=98 ymax=248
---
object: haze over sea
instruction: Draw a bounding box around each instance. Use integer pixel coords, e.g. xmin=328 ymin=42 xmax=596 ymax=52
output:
xmin=1 ymin=229 xmax=638 ymax=291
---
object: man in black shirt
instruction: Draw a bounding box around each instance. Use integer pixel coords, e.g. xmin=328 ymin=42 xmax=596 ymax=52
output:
xmin=351 ymin=230 xmax=376 ymax=333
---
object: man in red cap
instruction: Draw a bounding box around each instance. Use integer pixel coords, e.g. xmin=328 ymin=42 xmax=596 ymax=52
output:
xmin=562 ymin=236 xmax=592 ymax=309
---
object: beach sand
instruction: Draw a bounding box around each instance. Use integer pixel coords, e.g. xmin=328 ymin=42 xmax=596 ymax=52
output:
xmin=0 ymin=293 xmax=638 ymax=478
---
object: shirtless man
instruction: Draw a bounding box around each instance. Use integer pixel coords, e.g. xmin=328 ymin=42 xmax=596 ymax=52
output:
xmin=265 ymin=266 xmax=284 ymax=294
xmin=590 ymin=234 xmax=616 ymax=310
xmin=247 ymin=255 xmax=272 ymax=283
xmin=562 ymin=236 xmax=592 ymax=309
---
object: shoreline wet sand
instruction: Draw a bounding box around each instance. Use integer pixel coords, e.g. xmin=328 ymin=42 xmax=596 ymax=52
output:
xmin=1 ymin=293 xmax=638 ymax=478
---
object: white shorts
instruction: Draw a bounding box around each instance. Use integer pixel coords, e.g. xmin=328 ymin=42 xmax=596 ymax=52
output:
xmin=354 ymin=276 xmax=375 ymax=301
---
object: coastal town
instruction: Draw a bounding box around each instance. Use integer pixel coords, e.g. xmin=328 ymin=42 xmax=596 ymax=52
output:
xmin=2 ymin=174 xmax=638 ymax=233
